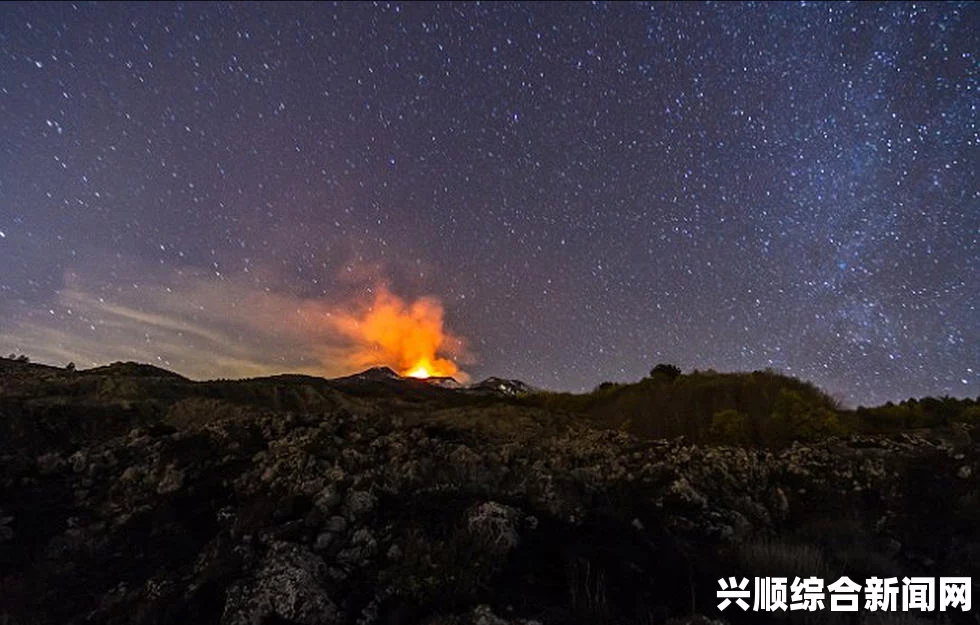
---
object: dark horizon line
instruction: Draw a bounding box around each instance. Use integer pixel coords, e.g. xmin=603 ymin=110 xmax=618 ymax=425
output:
xmin=4 ymin=352 xmax=977 ymax=411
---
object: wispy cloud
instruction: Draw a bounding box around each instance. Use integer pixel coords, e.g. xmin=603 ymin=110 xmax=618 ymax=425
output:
xmin=0 ymin=266 xmax=471 ymax=381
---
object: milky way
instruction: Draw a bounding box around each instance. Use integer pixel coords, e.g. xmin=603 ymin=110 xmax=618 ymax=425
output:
xmin=0 ymin=2 xmax=976 ymax=405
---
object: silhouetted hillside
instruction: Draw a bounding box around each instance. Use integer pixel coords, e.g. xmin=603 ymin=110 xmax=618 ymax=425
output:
xmin=82 ymin=361 xmax=190 ymax=380
xmin=523 ymin=369 xmax=836 ymax=444
xmin=0 ymin=356 xmax=976 ymax=625
xmin=525 ymin=368 xmax=978 ymax=447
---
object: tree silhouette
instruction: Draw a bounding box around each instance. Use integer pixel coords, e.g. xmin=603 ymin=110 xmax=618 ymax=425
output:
xmin=649 ymin=363 xmax=681 ymax=381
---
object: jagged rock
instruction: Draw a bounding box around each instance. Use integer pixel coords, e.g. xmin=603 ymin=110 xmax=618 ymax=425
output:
xmin=336 ymin=528 xmax=377 ymax=567
xmin=343 ymin=490 xmax=376 ymax=520
xmin=469 ymin=604 xmax=511 ymax=625
xmin=467 ymin=501 xmax=522 ymax=553
xmin=221 ymin=542 xmax=338 ymax=625
xmin=156 ymin=464 xmax=185 ymax=494
xmin=323 ymin=515 xmax=347 ymax=533
xmin=314 ymin=484 xmax=342 ymax=513
xmin=69 ymin=450 xmax=88 ymax=473
xmin=313 ymin=532 xmax=334 ymax=552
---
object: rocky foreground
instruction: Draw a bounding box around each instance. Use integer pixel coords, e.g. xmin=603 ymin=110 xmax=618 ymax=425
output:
xmin=0 ymin=360 xmax=977 ymax=625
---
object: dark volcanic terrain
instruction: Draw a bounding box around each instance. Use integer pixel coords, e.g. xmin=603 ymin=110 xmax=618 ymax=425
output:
xmin=0 ymin=357 xmax=977 ymax=625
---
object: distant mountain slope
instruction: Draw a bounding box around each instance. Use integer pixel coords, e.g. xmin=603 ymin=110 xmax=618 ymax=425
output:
xmin=82 ymin=361 xmax=189 ymax=380
xmin=469 ymin=376 xmax=538 ymax=397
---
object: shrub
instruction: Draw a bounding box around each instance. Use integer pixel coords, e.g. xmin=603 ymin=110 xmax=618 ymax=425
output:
xmin=769 ymin=389 xmax=847 ymax=443
xmin=951 ymin=405 xmax=980 ymax=426
xmin=708 ymin=409 xmax=750 ymax=445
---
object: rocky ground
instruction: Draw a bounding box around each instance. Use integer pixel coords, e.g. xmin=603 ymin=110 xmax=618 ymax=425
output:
xmin=0 ymin=359 xmax=977 ymax=625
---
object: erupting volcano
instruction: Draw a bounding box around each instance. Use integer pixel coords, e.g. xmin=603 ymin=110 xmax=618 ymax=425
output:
xmin=405 ymin=361 xmax=437 ymax=379
xmin=329 ymin=286 xmax=468 ymax=381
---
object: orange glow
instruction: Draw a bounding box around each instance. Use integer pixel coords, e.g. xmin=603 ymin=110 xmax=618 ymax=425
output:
xmin=405 ymin=362 xmax=434 ymax=379
xmin=329 ymin=286 xmax=467 ymax=381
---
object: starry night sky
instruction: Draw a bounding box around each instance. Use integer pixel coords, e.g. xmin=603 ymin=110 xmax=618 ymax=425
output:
xmin=0 ymin=2 xmax=977 ymax=406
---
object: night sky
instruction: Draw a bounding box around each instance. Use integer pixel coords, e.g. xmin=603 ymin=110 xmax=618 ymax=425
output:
xmin=1 ymin=2 xmax=977 ymax=406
